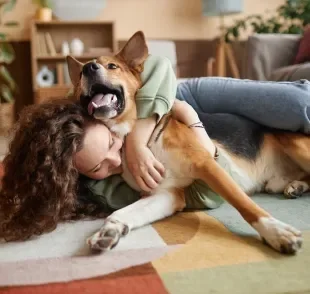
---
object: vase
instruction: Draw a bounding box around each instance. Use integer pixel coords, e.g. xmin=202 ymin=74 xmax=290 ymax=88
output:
xmin=36 ymin=7 xmax=53 ymax=22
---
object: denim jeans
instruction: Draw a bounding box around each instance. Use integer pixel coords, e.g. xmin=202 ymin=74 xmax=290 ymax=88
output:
xmin=177 ymin=77 xmax=310 ymax=134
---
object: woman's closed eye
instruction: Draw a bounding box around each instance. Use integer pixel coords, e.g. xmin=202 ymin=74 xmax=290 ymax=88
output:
xmin=92 ymin=164 xmax=102 ymax=173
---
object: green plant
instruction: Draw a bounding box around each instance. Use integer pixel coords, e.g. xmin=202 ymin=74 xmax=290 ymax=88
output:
xmin=32 ymin=0 xmax=53 ymax=9
xmin=0 ymin=0 xmax=18 ymax=103
xmin=225 ymin=0 xmax=310 ymax=42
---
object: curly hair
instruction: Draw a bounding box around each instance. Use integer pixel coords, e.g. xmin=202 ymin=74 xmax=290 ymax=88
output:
xmin=0 ymin=98 xmax=104 ymax=241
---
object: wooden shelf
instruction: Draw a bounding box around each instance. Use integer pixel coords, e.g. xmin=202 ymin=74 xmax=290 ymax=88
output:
xmin=30 ymin=20 xmax=117 ymax=104
xmin=34 ymin=20 xmax=115 ymax=26
xmin=36 ymin=54 xmax=101 ymax=61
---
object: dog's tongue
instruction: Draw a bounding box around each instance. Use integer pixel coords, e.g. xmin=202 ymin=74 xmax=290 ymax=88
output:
xmin=88 ymin=93 xmax=117 ymax=115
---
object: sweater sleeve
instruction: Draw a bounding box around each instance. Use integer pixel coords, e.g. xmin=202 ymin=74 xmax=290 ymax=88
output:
xmin=135 ymin=55 xmax=177 ymax=121
xmin=78 ymin=175 xmax=140 ymax=213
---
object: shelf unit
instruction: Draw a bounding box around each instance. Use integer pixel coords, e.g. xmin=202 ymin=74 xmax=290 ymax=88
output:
xmin=30 ymin=20 xmax=117 ymax=104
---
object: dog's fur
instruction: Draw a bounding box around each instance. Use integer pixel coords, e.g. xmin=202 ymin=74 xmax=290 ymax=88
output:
xmin=67 ymin=31 xmax=308 ymax=254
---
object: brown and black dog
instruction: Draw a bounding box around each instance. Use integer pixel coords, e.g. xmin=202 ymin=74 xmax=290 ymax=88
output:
xmin=67 ymin=31 xmax=308 ymax=254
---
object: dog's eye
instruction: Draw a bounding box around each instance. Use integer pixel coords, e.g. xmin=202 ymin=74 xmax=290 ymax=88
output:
xmin=107 ymin=63 xmax=118 ymax=70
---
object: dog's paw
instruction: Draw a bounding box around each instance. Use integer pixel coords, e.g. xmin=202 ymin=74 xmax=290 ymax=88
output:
xmin=87 ymin=219 xmax=129 ymax=252
xmin=264 ymin=177 xmax=290 ymax=194
xmin=252 ymin=217 xmax=302 ymax=254
xmin=284 ymin=181 xmax=309 ymax=199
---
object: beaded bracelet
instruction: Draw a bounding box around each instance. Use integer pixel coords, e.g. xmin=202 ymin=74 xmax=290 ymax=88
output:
xmin=188 ymin=121 xmax=205 ymax=128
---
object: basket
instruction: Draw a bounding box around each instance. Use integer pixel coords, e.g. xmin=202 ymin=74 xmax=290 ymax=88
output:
xmin=0 ymin=102 xmax=15 ymax=134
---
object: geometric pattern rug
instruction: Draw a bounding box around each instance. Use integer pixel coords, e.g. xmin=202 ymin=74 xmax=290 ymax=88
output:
xmin=1 ymin=161 xmax=310 ymax=294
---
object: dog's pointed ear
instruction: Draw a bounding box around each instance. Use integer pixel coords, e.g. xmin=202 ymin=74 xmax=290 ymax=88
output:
xmin=116 ymin=31 xmax=148 ymax=72
xmin=66 ymin=55 xmax=83 ymax=86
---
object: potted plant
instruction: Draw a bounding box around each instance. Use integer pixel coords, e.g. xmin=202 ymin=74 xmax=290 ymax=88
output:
xmin=0 ymin=0 xmax=18 ymax=133
xmin=224 ymin=0 xmax=310 ymax=42
xmin=32 ymin=0 xmax=53 ymax=22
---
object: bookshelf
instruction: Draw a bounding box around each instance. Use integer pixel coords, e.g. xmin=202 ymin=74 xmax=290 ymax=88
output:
xmin=30 ymin=20 xmax=117 ymax=104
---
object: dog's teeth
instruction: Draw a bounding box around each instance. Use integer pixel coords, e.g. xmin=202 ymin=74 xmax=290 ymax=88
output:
xmin=92 ymin=102 xmax=99 ymax=108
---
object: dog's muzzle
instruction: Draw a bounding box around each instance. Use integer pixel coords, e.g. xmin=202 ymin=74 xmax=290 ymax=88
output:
xmin=86 ymin=83 xmax=125 ymax=120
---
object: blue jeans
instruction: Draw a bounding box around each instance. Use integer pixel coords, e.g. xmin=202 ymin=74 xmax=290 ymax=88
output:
xmin=176 ymin=77 xmax=310 ymax=134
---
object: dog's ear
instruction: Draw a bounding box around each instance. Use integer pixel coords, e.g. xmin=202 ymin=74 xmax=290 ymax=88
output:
xmin=66 ymin=56 xmax=83 ymax=86
xmin=116 ymin=31 xmax=148 ymax=72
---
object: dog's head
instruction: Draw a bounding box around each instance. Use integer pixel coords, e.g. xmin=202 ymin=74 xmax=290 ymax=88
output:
xmin=67 ymin=31 xmax=148 ymax=136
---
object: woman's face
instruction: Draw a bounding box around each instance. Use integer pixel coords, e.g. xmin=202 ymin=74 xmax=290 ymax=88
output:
xmin=74 ymin=123 xmax=123 ymax=180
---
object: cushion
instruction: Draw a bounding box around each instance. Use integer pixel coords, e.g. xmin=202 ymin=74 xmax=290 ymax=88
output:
xmin=294 ymin=26 xmax=310 ymax=64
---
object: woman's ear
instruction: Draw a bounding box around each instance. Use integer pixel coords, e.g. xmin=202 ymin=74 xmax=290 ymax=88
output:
xmin=116 ymin=31 xmax=149 ymax=72
xmin=66 ymin=55 xmax=84 ymax=85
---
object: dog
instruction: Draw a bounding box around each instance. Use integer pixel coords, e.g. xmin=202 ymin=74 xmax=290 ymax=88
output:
xmin=67 ymin=31 xmax=308 ymax=254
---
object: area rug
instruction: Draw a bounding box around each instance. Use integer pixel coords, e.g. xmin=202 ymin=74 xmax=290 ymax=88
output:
xmin=0 ymin=159 xmax=310 ymax=293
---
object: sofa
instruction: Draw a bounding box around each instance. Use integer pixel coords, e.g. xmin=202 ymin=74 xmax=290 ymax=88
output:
xmin=244 ymin=33 xmax=310 ymax=81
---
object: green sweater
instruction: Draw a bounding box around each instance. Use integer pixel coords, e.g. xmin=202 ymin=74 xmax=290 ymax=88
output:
xmin=79 ymin=55 xmax=225 ymax=213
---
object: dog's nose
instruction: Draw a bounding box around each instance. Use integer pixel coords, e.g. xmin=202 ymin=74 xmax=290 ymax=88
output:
xmin=82 ymin=62 xmax=100 ymax=76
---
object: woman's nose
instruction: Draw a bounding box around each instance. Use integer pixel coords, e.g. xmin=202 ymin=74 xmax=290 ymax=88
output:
xmin=107 ymin=152 xmax=121 ymax=167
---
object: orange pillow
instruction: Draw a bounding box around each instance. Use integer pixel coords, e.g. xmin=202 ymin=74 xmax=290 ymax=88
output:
xmin=294 ymin=25 xmax=310 ymax=64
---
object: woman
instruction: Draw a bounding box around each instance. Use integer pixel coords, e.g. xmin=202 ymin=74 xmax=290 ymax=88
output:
xmin=0 ymin=97 xmax=217 ymax=241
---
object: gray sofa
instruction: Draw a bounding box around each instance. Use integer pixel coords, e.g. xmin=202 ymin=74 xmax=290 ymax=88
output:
xmin=244 ymin=33 xmax=310 ymax=81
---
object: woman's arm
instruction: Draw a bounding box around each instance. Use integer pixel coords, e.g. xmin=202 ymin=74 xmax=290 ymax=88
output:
xmin=125 ymin=100 xmax=217 ymax=193
xmin=125 ymin=55 xmax=176 ymax=192
xmin=171 ymin=100 xmax=216 ymax=157
xmin=125 ymin=116 xmax=165 ymax=192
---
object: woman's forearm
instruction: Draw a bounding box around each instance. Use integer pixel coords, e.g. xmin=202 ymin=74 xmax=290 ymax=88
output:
xmin=126 ymin=116 xmax=157 ymax=147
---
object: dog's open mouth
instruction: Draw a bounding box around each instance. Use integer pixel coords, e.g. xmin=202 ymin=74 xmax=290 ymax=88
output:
xmin=86 ymin=83 xmax=125 ymax=119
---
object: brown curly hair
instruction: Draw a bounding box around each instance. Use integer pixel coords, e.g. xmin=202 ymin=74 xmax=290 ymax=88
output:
xmin=0 ymin=98 xmax=104 ymax=241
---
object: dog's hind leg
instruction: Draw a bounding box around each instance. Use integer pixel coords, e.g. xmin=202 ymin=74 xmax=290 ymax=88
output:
xmin=275 ymin=133 xmax=310 ymax=173
xmin=265 ymin=176 xmax=293 ymax=194
xmin=87 ymin=189 xmax=185 ymax=252
xmin=284 ymin=176 xmax=310 ymax=199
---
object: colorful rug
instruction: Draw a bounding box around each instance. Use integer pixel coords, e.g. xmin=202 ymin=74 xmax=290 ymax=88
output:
xmin=0 ymin=159 xmax=310 ymax=293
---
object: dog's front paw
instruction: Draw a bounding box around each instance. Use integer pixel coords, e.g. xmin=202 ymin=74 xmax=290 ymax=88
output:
xmin=284 ymin=181 xmax=309 ymax=199
xmin=87 ymin=219 xmax=129 ymax=252
xmin=252 ymin=217 xmax=302 ymax=254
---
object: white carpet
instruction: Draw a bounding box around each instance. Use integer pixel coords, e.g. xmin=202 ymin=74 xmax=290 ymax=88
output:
xmin=0 ymin=219 xmax=166 ymax=263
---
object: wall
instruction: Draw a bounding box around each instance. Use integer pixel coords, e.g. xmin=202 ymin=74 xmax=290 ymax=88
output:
xmin=3 ymin=0 xmax=285 ymax=41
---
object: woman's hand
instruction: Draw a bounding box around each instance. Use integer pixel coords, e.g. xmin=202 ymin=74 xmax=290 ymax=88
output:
xmin=125 ymin=116 xmax=165 ymax=192
xmin=171 ymin=100 xmax=216 ymax=157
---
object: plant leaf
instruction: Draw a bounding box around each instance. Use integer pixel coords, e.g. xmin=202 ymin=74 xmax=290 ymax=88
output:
xmin=0 ymin=33 xmax=7 ymax=40
xmin=0 ymin=84 xmax=14 ymax=103
xmin=0 ymin=42 xmax=15 ymax=64
xmin=3 ymin=21 xmax=19 ymax=26
xmin=0 ymin=65 xmax=16 ymax=91
xmin=3 ymin=0 xmax=17 ymax=13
